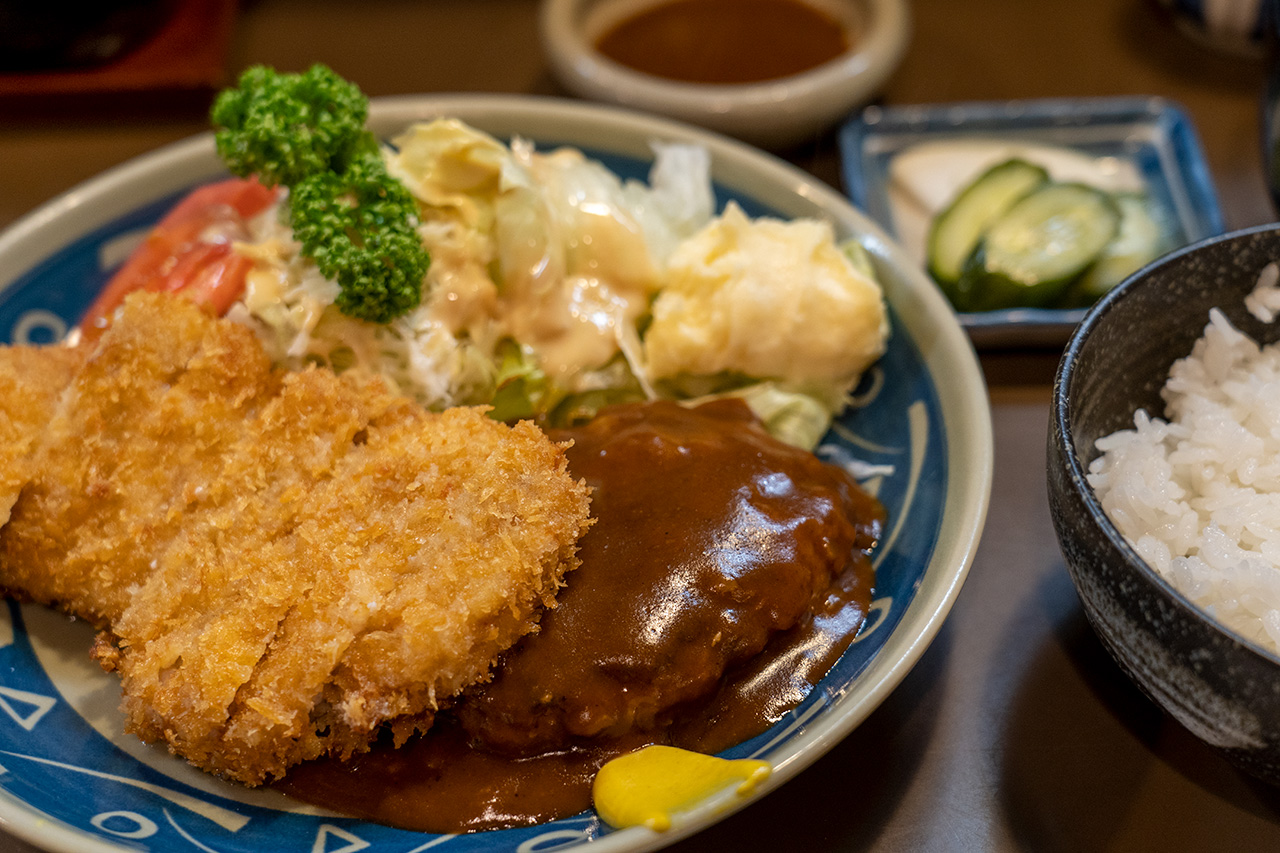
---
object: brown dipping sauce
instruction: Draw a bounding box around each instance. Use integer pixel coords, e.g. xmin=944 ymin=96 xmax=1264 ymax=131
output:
xmin=279 ymin=399 xmax=883 ymax=833
xmin=594 ymin=0 xmax=851 ymax=84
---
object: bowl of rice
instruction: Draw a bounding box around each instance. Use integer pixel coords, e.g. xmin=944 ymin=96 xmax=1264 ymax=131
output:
xmin=1049 ymin=223 xmax=1280 ymax=783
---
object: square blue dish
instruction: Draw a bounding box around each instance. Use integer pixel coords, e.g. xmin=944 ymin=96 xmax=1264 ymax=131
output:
xmin=839 ymin=96 xmax=1225 ymax=348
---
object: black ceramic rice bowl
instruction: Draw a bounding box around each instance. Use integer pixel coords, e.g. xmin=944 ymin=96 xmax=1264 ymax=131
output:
xmin=1048 ymin=223 xmax=1280 ymax=783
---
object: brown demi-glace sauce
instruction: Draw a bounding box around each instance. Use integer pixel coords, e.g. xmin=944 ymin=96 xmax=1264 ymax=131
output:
xmin=594 ymin=0 xmax=851 ymax=85
xmin=279 ymin=399 xmax=883 ymax=833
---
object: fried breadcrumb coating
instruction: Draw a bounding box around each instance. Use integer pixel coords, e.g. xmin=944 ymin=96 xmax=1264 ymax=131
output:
xmin=0 ymin=344 xmax=82 ymax=526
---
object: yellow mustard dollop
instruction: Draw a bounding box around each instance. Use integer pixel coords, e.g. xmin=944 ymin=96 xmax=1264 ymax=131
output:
xmin=592 ymin=745 xmax=772 ymax=832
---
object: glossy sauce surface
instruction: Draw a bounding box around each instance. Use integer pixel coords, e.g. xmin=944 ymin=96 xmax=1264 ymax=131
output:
xmin=594 ymin=0 xmax=851 ymax=84
xmin=279 ymin=400 xmax=882 ymax=833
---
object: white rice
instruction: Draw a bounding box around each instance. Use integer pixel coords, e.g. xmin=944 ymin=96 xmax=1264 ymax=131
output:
xmin=1088 ymin=263 xmax=1280 ymax=653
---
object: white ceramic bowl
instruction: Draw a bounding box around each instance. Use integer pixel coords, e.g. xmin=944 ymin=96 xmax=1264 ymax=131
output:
xmin=538 ymin=0 xmax=911 ymax=149
xmin=0 ymin=94 xmax=989 ymax=853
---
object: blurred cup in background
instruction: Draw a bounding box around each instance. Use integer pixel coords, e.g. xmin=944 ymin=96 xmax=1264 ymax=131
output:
xmin=1155 ymin=0 xmax=1272 ymax=56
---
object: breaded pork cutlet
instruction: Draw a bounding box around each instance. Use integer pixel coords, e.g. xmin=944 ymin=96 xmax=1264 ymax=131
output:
xmin=0 ymin=293 xmax=592 ymax=785
xmin=1 ymin=296 xmax=280 ymax=624
xmin=0 ymin=345 xmax=82 ymax=526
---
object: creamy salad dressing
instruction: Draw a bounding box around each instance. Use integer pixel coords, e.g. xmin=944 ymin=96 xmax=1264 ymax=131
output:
xmin=489 ymin=143 xmax=664 ymax=381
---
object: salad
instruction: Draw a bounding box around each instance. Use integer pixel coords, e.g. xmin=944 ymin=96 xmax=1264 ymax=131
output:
xmin=87 ymin=65 xmax=890 ymax=450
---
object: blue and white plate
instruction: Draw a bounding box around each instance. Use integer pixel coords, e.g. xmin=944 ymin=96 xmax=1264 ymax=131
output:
xmin=0 ymin=96 xmax=993 ymax=853
xmin=840 ymin=96 xmax=1225 ymax=349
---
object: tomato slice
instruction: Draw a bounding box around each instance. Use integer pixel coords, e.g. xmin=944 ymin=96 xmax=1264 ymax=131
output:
xmin=80 ymin=177 xmax=280 ymax=341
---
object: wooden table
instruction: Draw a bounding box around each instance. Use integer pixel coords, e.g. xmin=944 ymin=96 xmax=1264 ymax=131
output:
xmin=1 ymin=1 xmax=1277 ymax=850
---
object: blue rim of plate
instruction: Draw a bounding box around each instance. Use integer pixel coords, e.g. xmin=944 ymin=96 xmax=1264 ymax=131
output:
xmin=0 ymin=95 xmax=992 ymax=853
xmin=838 ymin=95 xmax=1226 ymax=348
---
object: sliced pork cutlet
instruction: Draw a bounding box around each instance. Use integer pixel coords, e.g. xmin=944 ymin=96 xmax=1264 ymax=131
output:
xmin=107 ymin=365 xmax=402 ymax=768
xmin=0 ymin=291 xmax=593 ymax=786
xmin=201 ymin=406 xmax=592 ymax=785
xmin=0 ymin=344 xmax=82 ymax=527
xmin=0 ymin=293 xmax=279 ymax=626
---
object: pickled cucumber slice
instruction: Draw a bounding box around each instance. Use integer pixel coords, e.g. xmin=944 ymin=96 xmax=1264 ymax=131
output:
xmin=957 ymin=182 xmax=1120 ymax=312
xmin=926 ymin=158 xmax=1049 ymax=285
xmin=1062 ymin=193 xmax=1167 ymax=306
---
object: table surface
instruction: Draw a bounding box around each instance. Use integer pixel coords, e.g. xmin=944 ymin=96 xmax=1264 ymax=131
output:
xmin=2 ymin=1 xmax=1279 ymax=850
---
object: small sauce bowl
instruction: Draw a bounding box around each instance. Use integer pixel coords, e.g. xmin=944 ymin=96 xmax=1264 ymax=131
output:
xmin=539 ymin=0 xmax=910 ymax=150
